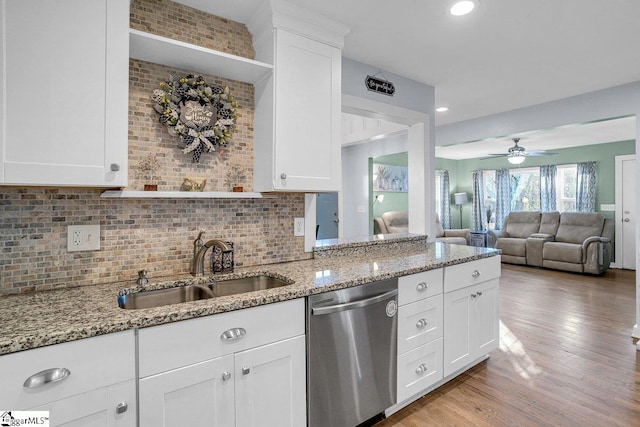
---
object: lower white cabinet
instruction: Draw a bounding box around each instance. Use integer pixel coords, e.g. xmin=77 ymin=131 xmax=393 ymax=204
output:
xmin=137 ymin=299 xmax=306 ymax=427
xmin=443 ymin=258 xmax=501 ymax=377
xmin=0 ymin=331 xmax=136 ymax=427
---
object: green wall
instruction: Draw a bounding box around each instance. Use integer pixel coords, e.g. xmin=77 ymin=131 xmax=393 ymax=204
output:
xmin=437 ymin=140 xmax=635 ymax=228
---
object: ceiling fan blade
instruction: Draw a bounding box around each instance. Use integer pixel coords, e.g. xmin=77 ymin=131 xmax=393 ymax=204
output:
xmin=486 ymin=153 xmax=509 ymax=157
xmin=524 ymin=151 xmax=558 ymax=156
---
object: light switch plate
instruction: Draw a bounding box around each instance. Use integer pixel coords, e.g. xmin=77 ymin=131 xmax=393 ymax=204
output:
xmin=294 ymin=217 xmax=305 ymax=236
xmin=600 ymin=204 xmax=615 ymax=212
xmin=67 ymin=224 xmax=101 ymax=252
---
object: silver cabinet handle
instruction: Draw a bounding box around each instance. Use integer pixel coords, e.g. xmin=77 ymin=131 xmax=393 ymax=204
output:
xmin=280 ymin=173 xmax=287 ymax=179
xmin=415 ymin=364 xmax=428 ymax=375
xmin=477 ymin=291 xmax=483 ymax=296
xmin=115 ymin=402 xmax=128 ymax=414
xmin=472 ymin=270 xmax=480 ymax=278
xmin=416 ymin=282 xmax=428 ymax=292
xmin=220 ymin=327 xmax=246 ymax=341
xmin=241 ymin=366 xmax=250 ymax=375
xmin=624 ymin=218 xmax=630 ymax=222
xmin=110 ymin=163 xmax=120 ymax=172
xmin=222 ymin=371 xmax=231 ymax=382
xmin=23 ymin=367 xmax=71 ymax=388
xmin=470 ymin=293 xmax=477 ymax=298
xmin=416 ymin=318 xmax=428 ymax=329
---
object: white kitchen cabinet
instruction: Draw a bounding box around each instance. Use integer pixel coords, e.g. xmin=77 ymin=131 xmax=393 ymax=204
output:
xmin=396 ymin=269 xmax=444 ymax=403
xmin=0 ymin=331 xmax=136 ymax=427
xmin=137 ymin=299 xmax=306 ymax=427
xmin=443 ymin=257 xmax=501 ymax=377
xmin=0 ymin=0 xmax=129 ymax=186
xmin=253 ymin=29 xmax=342 ymax=192
xmin=139 ymin=356 xmax=235 ymax=427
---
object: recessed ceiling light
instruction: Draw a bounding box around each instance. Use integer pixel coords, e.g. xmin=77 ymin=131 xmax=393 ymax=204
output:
xmin=436 ymin=107 xmax=449 ymax=112
xmin=450 ymin=1 xmax=475 ymax=16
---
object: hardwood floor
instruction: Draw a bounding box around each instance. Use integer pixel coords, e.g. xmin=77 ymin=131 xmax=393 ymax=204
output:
xmin=377 ymin=264 xmax=639 ymax=427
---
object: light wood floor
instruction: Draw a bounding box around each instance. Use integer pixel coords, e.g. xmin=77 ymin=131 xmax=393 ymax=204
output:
xmin=376 ymin=264 xmax=639 ymax=427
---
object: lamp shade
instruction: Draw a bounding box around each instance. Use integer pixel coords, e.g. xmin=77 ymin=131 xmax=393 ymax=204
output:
xmin=453 ymin=192 xmax=468 ymax=205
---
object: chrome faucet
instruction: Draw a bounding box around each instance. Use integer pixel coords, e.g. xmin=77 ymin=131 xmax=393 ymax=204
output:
xmin=191 ymin=238 xmax=233 ymax=276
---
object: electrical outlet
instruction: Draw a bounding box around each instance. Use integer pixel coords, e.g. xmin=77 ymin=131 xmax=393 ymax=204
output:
xmin=67 ymin=224 xmax=101 ymax=252
xmin=294 ymin=217 xmax=305 ymax=236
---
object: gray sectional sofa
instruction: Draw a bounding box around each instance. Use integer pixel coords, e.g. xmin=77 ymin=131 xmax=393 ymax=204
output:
xmin=488 ymin=211 xmax=613 ymax=274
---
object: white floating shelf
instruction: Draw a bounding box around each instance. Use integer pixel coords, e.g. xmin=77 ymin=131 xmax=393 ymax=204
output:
xmin=129 ymin=29 xmax=273 ymax=84
xmin=101 ymin=191 xmax=274 ymax=199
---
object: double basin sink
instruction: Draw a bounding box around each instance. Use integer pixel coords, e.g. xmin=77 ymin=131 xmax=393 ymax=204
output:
xmin=118 ymin=275 xmax=290 ymax=310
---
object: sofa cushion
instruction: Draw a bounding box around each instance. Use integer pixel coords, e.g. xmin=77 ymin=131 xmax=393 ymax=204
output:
xmin=381 ymin=211 xmax=409 ymax=233
xmin=504 ymin=211 xmax=541 ymax=238
xmin=543 ymin=242 xmax=583 ymax=264
xmin=555 ymin=212 xmax=604 ymax=244
xmin=539 ymin=211 xmax=560 ymax=235
xmin=496 ymin=237 xmax=526 ymax=257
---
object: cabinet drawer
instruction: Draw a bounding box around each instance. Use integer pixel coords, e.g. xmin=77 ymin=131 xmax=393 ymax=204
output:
xmin=398 ymin=269 xmax=443 ymax=306
xmin=444 ymin=256 xmax=500 ymax=293
xmin=398 ymin=294 xmax=442 ymax=355
xmin=138 ymin=299 xmax=304 ymax=377
xmin=397 ymin=338 xmax=443 ymax=403
xmin=0 ymin=331 xmax=135 ymax=410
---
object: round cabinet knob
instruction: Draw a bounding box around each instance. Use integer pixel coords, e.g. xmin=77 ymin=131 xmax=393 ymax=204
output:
xmin=222 ymin=371 xmax=231 ymax=382
xmin=280 ymin=173 xmax=287 ymax=180
xmin=477 ymin=291 xmax=483 ymax=296
xmin=416 ymin=318 xmax=428 ymax=329
xmin=624 ymin=218 xmax=630 ymax=222
xmin=110 ymin=163 xmax=120 ymax=172
xmin=471 ymin=270 xmax=481 ymax=279
xmin=470 ymin=293 xmax=477 ymax=298
xmin=242 ymin=366 xmax=251 ymax=375
xmin=115 ymin=402 xmax=128 ymax=414
xmin=416 ymin=282 xmax=428 ymax=292
xmin=415 ymin=364 xmax=428 ymax=375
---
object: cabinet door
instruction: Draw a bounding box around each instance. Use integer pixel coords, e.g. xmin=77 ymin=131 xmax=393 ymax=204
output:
xmin=272 ymin=29 xmax=341 ymax=192
xmin=235 ymin=335 xmax=306 ymax=427
xmin=443 ymin=287 xmax=473 ymax=377
xmin=30 ymin=380 xmax=135 ymax=427
xmin=0 ymin=0 xmax=128 ymax=186
xmin=139 ymin=355 xmax=235 ymax=427
xmin=474 ymin=279 xmax=500 ymax=355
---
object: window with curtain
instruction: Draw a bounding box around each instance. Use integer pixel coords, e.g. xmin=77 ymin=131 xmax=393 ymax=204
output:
xmin=556 ymin=164 xmax=577 ymax=211
xmin=435 ymin=170 xmax=452 ymax=228
xmin=576 ymin=161 xmax=597 ymax=212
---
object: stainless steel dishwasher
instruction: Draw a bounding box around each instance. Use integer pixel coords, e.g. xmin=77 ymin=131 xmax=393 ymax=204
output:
xmin=307 ymin=278 xmax=398 ymax=427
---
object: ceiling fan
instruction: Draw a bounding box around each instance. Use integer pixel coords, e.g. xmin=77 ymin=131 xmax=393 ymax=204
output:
xmin=486 ymin=138 xmax=558 ymax=165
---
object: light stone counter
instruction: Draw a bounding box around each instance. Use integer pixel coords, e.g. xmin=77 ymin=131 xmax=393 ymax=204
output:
xmin=0 ymin=241 xmax=499 ymax=355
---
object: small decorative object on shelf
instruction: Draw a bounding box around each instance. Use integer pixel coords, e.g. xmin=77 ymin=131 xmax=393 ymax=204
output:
xmin=225 ymin=164 xmax=246 ymax=192
xmin=152 ymin=74 xmax=238 ymax=162
xmin=211 ymin=241 xmax=234 ymax=273
xmin=137 ymin=153 xmax=162 ymax=191
xmin=181 ymin=177 xmax=207 ymax=191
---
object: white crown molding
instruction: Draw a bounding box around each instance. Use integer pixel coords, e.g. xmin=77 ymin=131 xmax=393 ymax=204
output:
xmin=247 ymin=0 xmax=350 ymax=49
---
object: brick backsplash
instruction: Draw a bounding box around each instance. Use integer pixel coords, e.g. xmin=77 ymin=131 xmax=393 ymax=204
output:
xmin=0 ymin=188 xmax=310 ymax=294
xmin=0 ymin=1 xmax=312 ymax=294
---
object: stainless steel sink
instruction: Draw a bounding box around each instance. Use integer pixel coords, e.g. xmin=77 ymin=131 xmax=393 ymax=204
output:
xmin=118 ymin=284 xmax=215 ymax=310
xmin=209 ymin=275 xmax=290 ymax=297
xmin=118 ymin=275 xmax=291 ymax=309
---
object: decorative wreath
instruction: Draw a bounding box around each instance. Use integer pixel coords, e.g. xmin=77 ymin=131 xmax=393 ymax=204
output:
xmin=152 ymin=74 xmax=238 ymax=162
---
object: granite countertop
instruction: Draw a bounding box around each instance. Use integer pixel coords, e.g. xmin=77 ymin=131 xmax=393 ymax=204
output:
xmin=0 ymin=241 xmax=499 ymax=355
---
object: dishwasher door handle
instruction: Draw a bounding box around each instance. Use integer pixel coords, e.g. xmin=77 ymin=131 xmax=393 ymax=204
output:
xmin=311 ymin=289 xmax=398 ymax=315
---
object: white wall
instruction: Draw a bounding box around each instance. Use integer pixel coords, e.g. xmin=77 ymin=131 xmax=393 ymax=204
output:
xmin=435 ymin=80 xmax=640 ymax=343
xmin=342 ymin=133 xmax=408 ymax=237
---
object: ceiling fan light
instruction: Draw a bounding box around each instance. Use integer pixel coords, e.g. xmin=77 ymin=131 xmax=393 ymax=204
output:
xmin=450 ymin=1 xmax=475 ymax=16
xmin=507 ymin=154 xmax=525 ymax=165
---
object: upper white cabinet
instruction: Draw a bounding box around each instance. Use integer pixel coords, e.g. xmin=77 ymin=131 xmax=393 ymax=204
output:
xmin=250 ymin=1 xmax=349 ymax=192
xmin=253 ymin=29 xmax=342 ymax=192
xmin=0 ymin=0 xmax=129 ymax=187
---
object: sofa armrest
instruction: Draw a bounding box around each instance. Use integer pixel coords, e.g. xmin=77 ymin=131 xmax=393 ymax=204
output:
xmin=582 ymin=236 xmax=611 ymax=264
xmin=443 ymin=228 xmax=470 ymax=238
xmin=583 ymin=237 xmax=612 ymax=273
xmin=487 ymin=229 xmax=505 ymax=248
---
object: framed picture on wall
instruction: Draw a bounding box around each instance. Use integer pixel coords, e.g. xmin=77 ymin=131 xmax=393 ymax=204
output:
xmin=373 ymin=164 xmax=408 ymax=192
